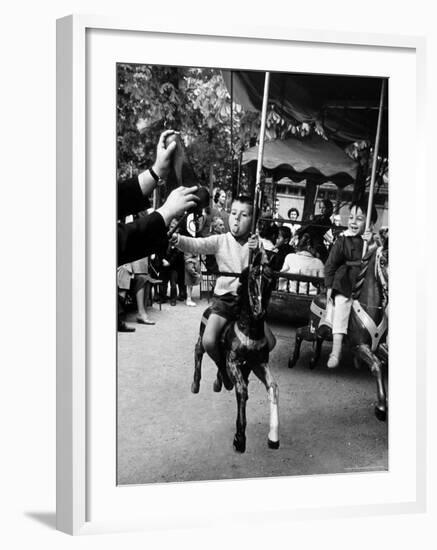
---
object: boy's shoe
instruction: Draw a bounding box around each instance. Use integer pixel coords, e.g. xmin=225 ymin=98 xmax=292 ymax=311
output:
xmin=170 ymin=298 xmax=177 ymax=306
xmin=327 ymin=353 xmax=340 ymax=368
xmin=136 ymin=314 xmax=155 ymax=325
xmin=118 ymin=321 xmax=136 ymax=332
xmin=186 ymin=298 xmax=197 ymax=307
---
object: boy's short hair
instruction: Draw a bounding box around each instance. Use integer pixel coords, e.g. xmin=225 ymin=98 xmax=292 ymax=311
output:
xmin=232 ymin=194 xmax=253 ymax=213
xmin=350 ymin=197 xmax=378 ymax=224
xmin=287 ymin=207 xmax=299 ymax=218
xmin=278 ymin=225 xmax=291 ymax=242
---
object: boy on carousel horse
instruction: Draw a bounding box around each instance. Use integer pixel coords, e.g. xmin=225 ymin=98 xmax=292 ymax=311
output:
xmin=323 ymin=198 xmax=378 ymax=368
xmin=170 ymin=194 xmax=276 ymax=386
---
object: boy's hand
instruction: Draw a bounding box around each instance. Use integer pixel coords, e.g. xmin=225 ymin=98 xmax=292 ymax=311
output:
xmin=169 ymin=233 xmax=179 ymax=247
xmin=248 ymin=233 xmax=259 ymax=250
xmin=162 ymin=259 xmax=170 ymax=267
xmin=362 ymin=230 xmax=374 ymax=244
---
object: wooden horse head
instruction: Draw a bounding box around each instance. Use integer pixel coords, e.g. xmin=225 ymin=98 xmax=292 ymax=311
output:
xmin=239 ymin=246 xmax=275 ymax=321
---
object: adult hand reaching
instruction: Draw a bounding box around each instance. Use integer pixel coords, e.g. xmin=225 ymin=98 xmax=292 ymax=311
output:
xmin=152 ymin=130 xmax=180 ymax=178
xmin=156 ymin=185 xmax=199 ymax=226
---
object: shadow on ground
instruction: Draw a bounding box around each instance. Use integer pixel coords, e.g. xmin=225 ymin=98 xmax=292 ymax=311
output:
xmin=25 ymin=511 xmax=56 ymax=530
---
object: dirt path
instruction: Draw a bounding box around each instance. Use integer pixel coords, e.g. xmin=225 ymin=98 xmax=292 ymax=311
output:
xmin=117 ymin=296 xmax=388 ymax=485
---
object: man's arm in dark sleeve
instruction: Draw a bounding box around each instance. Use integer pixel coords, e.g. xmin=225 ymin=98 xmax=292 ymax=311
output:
xmin=117 ymin=177 xmax=148 ymax=220
xmin=118 ymin=211 xmax=168 ymax=266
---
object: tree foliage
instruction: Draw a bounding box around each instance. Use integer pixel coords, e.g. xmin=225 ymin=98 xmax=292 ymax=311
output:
xmin=117 ymin=64 xmax=385 ymax=202
xmin=118 ymin=64 xmax=246 ymax=188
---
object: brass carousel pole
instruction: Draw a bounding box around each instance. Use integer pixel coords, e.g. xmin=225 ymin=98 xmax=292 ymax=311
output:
xmin=363 ymin=78 xmax=386 ymax=256
xmin=353 ymin=78 xmax=386 ymax=300
xmin=250 ymin=71 xmax=271 ymax=262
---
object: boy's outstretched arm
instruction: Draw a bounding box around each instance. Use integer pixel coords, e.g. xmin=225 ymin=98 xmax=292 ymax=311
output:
xmin=174 ymin=233 xmax=221 ymax=255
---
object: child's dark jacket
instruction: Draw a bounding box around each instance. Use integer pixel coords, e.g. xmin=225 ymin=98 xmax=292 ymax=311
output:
xmin=324 ymin=235 xmax=364 ymax=298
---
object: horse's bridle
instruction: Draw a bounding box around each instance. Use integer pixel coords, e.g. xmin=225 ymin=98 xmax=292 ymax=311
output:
xmin=375 ymin=246 xmax=389 ymax=309
xmin=248 ymin=263 xmax=274 ymax=319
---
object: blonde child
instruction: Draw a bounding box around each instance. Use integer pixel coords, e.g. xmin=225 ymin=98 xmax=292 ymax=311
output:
xmin=324 ymin=200 xmax=377 ymax=368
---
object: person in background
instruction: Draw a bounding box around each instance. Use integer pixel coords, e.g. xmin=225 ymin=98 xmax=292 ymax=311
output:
xmin=272 ymin=198 xmax=284 ymax=225
xmin=131 ymin=257 xmax=158 ymax=325
xmin=270 ymin=225 xmax=295 ymax=272
xmin=284 ymin=207 xmax=302 ymax=242
xmin=297 ymin=199 xmax=334 ymax=263
xmin=205 ymin=216 xmax=226 ymax=275
xmin=324 ymin=213 xmax=344 ymax=249
xmin=184 ymin=252 xmax=201 ymax=307
xmin=258 ymin=219 xmax=279 ymax=253
xmin=278 ymin=233 xmax=324 ymax=295
xmin=210 ymin=187 xmax=230 ymax=232
xmin=157 ymin=218 xmax=186 ymax=306
xmin=117 ymin=263 xmax=136 ymax=332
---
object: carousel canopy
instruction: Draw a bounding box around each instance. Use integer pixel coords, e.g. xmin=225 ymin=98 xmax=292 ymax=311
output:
xmin=242 ymin=136 xmax=358 ymax=188
xmin=222 ymin=70 xmax=388 ymax=151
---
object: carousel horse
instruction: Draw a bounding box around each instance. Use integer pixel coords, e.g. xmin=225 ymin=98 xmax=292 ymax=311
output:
xmin=288 ymin=238 xmax=389 ymax=421
xmin=191 ymin=249 xmax=278 ymax=453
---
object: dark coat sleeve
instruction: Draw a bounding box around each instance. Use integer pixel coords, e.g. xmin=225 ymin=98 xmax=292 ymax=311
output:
xmin=118 ymin=177 xmax=148 ymax=220
xmin=118 ymin=211 xmax=168 ymax=266
xmin=325 ymin=236 xmax=364 ymax=298
xmin=324 ymin=237 xmax=346 ymax=288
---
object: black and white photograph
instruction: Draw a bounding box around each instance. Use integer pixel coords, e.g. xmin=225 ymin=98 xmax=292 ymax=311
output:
xmin=116 ymin=63 xmax=389 ymax=485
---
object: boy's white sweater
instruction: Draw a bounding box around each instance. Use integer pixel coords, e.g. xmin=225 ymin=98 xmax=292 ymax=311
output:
xmin=177 ymin=233 xmax=249 ymax=295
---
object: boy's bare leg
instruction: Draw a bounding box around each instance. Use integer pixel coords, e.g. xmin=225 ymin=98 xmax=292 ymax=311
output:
xmin=202 ymin=314 xmax=227 ymax=364
xmin=264 ymin=322 xmax=277 ymax=351
xmin=328 ymin=294 xmax=351 ymax=368
xmin=202 ymin=314 xmax=233 ymax=389
xmin=328 ymin=333 xmax=343 ymax=368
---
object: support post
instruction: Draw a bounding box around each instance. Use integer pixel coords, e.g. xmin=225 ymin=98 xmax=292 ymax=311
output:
xmin=250 ymin=72 xmax=270 ymax=262
xmin=363 ymin=79 xmax=386 ymax=256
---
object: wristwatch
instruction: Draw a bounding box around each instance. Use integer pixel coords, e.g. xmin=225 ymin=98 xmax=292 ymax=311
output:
xmin=149 ymin=167 xmax=166 ymax=187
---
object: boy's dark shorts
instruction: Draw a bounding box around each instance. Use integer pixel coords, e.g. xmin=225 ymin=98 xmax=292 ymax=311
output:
xmin=210 ymin=293 xmax=239 ymax=321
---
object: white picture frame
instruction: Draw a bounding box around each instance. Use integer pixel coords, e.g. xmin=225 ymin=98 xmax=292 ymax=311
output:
xmin=56 ymin=14 xmax=427 ymax=535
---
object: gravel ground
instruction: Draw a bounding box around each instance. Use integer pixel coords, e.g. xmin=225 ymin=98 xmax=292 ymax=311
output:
xmin=117 ymin=294 xmax=388 ymax=485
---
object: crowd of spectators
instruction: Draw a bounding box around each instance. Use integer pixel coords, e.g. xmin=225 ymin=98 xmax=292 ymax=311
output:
xmin=255 ymin=198 xmax=348 ymax=296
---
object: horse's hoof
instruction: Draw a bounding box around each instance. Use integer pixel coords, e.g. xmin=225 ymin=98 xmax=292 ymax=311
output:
xmin=308 ymin=360 xmax=317 ymax=370
xmin=233 ymin=435 xmax=246 ymax=453
xmin=288 ymin=358 xmax=296 ymax=369
xmin=191 ymin=381 xmax=200 ymax=394
xmin=268 ymin=439 xmax=280 ymax=449
xmin=222 ymin=375 xmax=234 ymax=391
xmin=212 ymin=378 xmax=222 ymax=392
xmin=374 ymin=406 xmax=387 ymax=422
